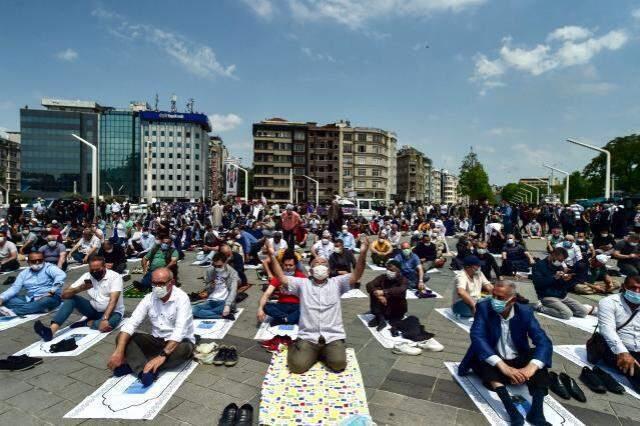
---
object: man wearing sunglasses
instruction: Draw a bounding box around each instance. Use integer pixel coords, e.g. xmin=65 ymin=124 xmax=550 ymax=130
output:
xmin=0 ymin=252 xmax=65 ymax=316
xmin=107 ymin=267 xmax=195 ymax=388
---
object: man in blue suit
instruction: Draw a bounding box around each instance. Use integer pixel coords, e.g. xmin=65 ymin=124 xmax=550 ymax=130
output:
xmin=459 ymin=281 xmax=552 ymax=426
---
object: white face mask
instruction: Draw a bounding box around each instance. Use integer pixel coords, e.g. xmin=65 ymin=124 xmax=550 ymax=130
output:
xmin=47 ymin=240 xmax=57 ymax=247
xmin=477 ymin=248 xmax=487 ymax=255
xmin=552 ymin=260 xmax=564 ymax=267
xmin=284 ymin=270 xmax=295 ymax=276
xmin=321 ymin=238 xmax=330 ymax=245
xmin=311 ymin=265 xmax=329 ymax=281
xmin=334 ymin=247 xmax=343 ymax=254
xmin=386 ymin=270 xmax=396 ymax=279
xmin=152 ymin=285 xmax=169 ymax=299
xmin=507 ymin=239 xmax=514 ymax=245
xmin=30 ymin=263 xmax=44 ymax=272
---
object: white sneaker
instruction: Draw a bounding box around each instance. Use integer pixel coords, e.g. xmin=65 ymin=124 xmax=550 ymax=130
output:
xmin=195 ymin=342 xmax=218 ymax=354
xmin=392 ymin=342 xmax=423 ymax=356
xmin=417 ymin=338 xmax=444 ymax=352
xmin=195 ymin=352 xmax=216 ymax=365
xmin=0 ymin=307 xmax=16 ymax=317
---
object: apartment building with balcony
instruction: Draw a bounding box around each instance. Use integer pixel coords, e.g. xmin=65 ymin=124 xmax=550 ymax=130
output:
xmin=396 ymin=145 xmax=430 ymax=203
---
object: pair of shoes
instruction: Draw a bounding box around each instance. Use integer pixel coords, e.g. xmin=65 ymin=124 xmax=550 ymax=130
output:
xmin=260 ymin=336 xmax=292 ymax=353
xmin=415 ymin=289 xmax=437 ymax=299
xmin=131 ymin=267 xmax=144 ymax=274
xmin=219 ymin=402 xmax=253 ymax=426
xmin=213 ymin=346 xmax=239 ymax=366
xmin=33 ymin=320 xmax=53 ymax=342
xmin=367 ymin=315 xmax=387 ymax=330
xmin=49 ymin=338 xmax=78 ymax=353
xmin=580 ymin=366 xmax=625 ymax=395
xmin=416 ymin=338 xmax=444 ymax=352
xmin=0 ymin=354 xmax=43 ymax=371
xmin=549 ymin=371 xmax=586 ymax=402
xmin=392 ymin=342 xmax=422 ymax=355
xmin=194 ymin=342 xmax=220 ymax=365
xmin=69 ymin=318 xmax=90 ymax=329
xmin=195 ymin=342 xmax=219 ymax=354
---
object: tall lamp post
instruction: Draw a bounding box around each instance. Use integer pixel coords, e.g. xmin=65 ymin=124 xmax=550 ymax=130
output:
xmin=522 ymin=183 xmax=540 ymax=205
xmin=566 ymin=138 xmax=611 ymax=199
xmin=71 ymin=134 xmax=97 ymax=219
xmin=302 ymin=175 xmax=319 ymax=208
xmin=518 ymin=188 xmax=533 ymax=204
xmin=543 ymin=164 xmax=569 ymax=204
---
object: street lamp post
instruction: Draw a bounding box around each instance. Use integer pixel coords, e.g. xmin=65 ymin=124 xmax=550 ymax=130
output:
xmin=518 ymin=189 xmax=533 ymax=204
xmin=566 ymin=138 xmax=611 ymax=199
xmin=522 ymin=183 xmax=540 ymax=205
xmin=71 ymin=134 xmax=98 ymax=219
xmin=543 ymin=164 xmax=569 ymax=204
xmin=302 ymin=175 xmax=319 ymax=208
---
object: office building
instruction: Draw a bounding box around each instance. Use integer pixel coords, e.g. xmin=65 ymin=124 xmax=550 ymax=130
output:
xmin=396 ymin=146 xmax=429 ymax=203
xmin=140 ymin=110 xmax=211 ymax=201
xmin=208 ymin=135 xmax=228 ymax=200
xmin=100 ymin=110 xmax=141 ymax=199
xmin=0 ymin=132 xmax=21 ymax=198
xmin=20 ymin=99 xmax=103 ymax=198
xmin=431 ymin=169 xmax=460 ymax=204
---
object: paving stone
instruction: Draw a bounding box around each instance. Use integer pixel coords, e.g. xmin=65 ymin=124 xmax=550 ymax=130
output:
xmin=214 ymin=378 xmax=260 ymax=400
xmin=27 ymin=371 xmax=77 ymax=393
xmin=239 ymin=346 xmax=273 ymax=364
xmin=6 ymin=388 xmax=63 ymax=412
xmin=186 ymin=370 xmax=223 ymax=388
xmin=67 ymin=366 xmax=111 ymax=387
xmin=564 ymin=404 xmax=622 ymax=425
xmin=612 ymin=401 xmax=640 ymax=422
xmin=455 ymin=408 xmax=490 ymax=425
xmin=380 ymin=378 xmax=432 ymax=400
xmin=58 ymin=380 xmax=98 ymax=403
xmin=0 ymin=408 xmax=48 ymax=426
xmin=0 ymin=377 xmax=33 ymax=399
xmin=34 ymin=399 xmax=83 ymax=426
xmin=174 ymin=382 xmax=236 ymax=410
xmin=369 ymin=389 xmax=406 ymax=407
xmin=369 ymin=403 xmax=431 ymax=426
xmin=386 ymin=368 xmax=437 ymax=387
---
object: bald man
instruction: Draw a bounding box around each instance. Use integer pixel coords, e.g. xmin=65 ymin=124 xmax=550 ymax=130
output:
xmin=107 ymin=268 xmax=195 ymax=387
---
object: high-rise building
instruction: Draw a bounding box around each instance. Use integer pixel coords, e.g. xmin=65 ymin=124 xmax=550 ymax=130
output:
xmin=251 ymin=118 xmax=397 ymax=203
xmin=0 ymin=132 xmax=21 ymax=198
xmin=396 ymin=146 xmax=429 ymax=203
xmin=140 ymin=111 xmax=211 ymax=201
xmin=430 ymin=169 xmax=442 ymax=204
xmin=100 ymin=110 xmax=141 ymax=198
xmin=208 ymin=135 xmax=228 ymax=200
xmin=20 ymin=98 xmax=103 ymax=198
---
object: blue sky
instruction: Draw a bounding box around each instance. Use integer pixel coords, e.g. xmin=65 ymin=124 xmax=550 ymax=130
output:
xmin=1 ymin=0 xmax=639 ymax=185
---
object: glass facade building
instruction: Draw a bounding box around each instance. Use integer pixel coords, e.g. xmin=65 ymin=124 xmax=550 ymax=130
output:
xmin=20 ymin=109 xmax=97 ymax=197
xmin=99 ymin=111 xmax=141 ymax=199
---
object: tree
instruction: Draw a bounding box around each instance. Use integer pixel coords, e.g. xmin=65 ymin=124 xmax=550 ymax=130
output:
xmin=458 ymin=150 xmax=494 ymax=202
xmin=567 ymin=171 xmax=595 ymax=200
xmin=501 ymin=183 xmax=526 ymax=202
xmin=582 ymin=134 xmax=640 ymax=196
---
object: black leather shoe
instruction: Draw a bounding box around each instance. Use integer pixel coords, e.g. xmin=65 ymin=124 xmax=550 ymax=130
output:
xmin=367 ymin=316 xmax=380 ymax=328
xmin=579 ymin=366 xmax=607 ymax=393
xmin=234 ymin=403 xmax=253 ymax=426
xmin=559 ymin=372 xmax=586 ymax=402
xmin=549 ymin=372 xmax=570 ymax=399
xmin=593 ymin=366 xmax=625 ymax=395
xmin=224 ymin=346 xmax=238 ymax=367
xmin=218 ymin=402 xmax=238 ymax=426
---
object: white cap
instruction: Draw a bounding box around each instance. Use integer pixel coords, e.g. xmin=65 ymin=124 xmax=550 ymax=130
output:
xmin=596 ymin=254 xmax=610 ymax=264
xmin=51 ymin=220 xmax=58 ymax=225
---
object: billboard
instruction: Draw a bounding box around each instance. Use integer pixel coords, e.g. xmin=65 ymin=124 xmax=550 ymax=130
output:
xmin=225 ymin=164 xmax=238 ymax=196
xmin=138 ymin=111 xmax=211 ymax=131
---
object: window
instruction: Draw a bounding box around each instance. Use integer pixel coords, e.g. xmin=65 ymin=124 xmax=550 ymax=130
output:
xmin=177 ymin=186 xmax=181 ymax=191
xmin=372 ymin=169 xmax=381 ymax=177
xmin=343 ymin=133 xmax=352 ymax=141
xmin=186 ymin=132 xmax=191 ymax=138
xmin=294 ymin=131 xmax=305 ymax=141
xmin=144 ymin=130 xmax=149 ymax=136
xmin=186 ymin=143 xmax=190 ymax=149
xmin=343 ymin=144 xmax=352 ymax=153
xmin=176 ymin=175 xmax=181 ymax=180
xmin=195 ymin=154 xmax=199 ymax=160
xmin=152 ymin=174 xmax=157 ymax=179
xmin=177 ymin=142 xmax=182 ymax=148
xmin=357 ymin=168 xmax=366 ymax=176
xmin=185 ymin=154 xmax=190 ymax=160
xmin=160 ymin=142 xmax=165 ymax=148
xmin=357 ymin=133 xmax=366 ymax=142
xmin=169 ymin=164 xmax=173 ymax=169
xmin=294 ymin=155 xmax=305 ymax=163
xmin=177 ymin=153 xmax=181 ymax=159
xmin=195 ymin=165 xmax=199 ymax=170
xmin=152 ymin=153 xmax=157 ymax=158
xmin=373 ymin=135 xmax=382 ymax=143
xmin=160 ymin=185 xmax=165 ymax=191
xmin=357 ymin=157 xmax=366 ymax=165
xmin=195 ymin=175 xmax=200 ymax=181
xmin=160 ymin=153 xmax=165 ymax=158
xmin=168 ymin=186 xmax=173 ymax=191
xmin=195 ymin=144 xmax=200 ymax=149
xmin=186 ymin=165 xmax=190 ymax=170
xmin=160 ymin=164 xmax=165 ymax=169
xmin=294 ymin=143 xmax=305 ymax=152
xmin=152 ymin=185 xmax=157 ymax=190
xmin=186 ymin=186 xmax=190 ymax=191
xmin=195 ymin=186 xmax=200 ymax=192
xmin=152 ymin=131 xmax=157 ymax=136
xmin=169 ymin=142 xmax=173 ymax=148
xmin=177 ymin=164 xmax=181 ymax=169
xmin=195 ymin=133 xmax=200 ymax=139
xmin=169 ymin=131 xmax=173 ymax=137
xmin=168 ymin=153 xmax=172 ymax=158
xmin=343 ymin=169 xmax=351 ymax=177
xmin=160 ymin=131 xmax=165 ymax=136
xmin=357 ymin=180 xmax=365 ymax=188
xmin=358 ymin=145 xmax=366 ymax=153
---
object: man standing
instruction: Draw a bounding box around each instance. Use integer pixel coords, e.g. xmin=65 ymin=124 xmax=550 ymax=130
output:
xmin=268 ymin=237 xmax=369 ymax=374
xmin=459 ymin=281 xmax=552 ymax=426
xmin=33 ymin=256 xmax=124 ymax=341
xmin=107 ymin=268 xmax=195 ymax=387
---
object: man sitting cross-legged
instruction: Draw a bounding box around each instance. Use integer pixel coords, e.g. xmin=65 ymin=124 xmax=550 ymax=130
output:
xmin=451 ymin=256 xmax=494 ymax=318
xmin=0 ymin=252 xmax=65 ymax=316
xmin=459 ymin=281 xmax=553 ymax=426
xmin=365 ymin=259 xmax=408 ymax=330
xmin=268 ymin=236 xmax=369 ymax=374
xmin=192 ymin=252 xmax=238 ymax=319
xmin=257 ymin=251 xmax=302 ymax=326
xmin=33 ymin=256 xmax=124 ymax=341
xmin=107 ymin=267 xmax=195 ymax=387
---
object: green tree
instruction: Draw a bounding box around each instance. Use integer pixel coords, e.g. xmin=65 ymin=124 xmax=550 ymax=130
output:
xmin=501 ymin=183 xmax=525 ymax=202
xmin=567 ymin=171 xmax=595 ymax=200
xmin=458 ymin=150 xmax=494 ymax=202
xmin=582 ymin=134 xmax=640 ymax=196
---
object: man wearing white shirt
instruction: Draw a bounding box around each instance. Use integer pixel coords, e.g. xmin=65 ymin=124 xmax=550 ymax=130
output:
xmin=107 ymin=267 xmax=195 ymax=387
xmin=311 ymin=230 xmax=335 ymax=260
xmin=268 ymin=231 xmax=288 ymax=252
xmin=33 ymin=256 xmax=124 ymax=342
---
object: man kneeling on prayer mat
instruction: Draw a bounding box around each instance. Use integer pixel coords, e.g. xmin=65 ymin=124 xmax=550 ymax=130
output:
xmin=107 ymin=267 xmax=195 ymax=387
xmin=268 ymin=237 xmax=369 ymax=374
xmin=33 ymin=256 xmax=125 ymax=341
xmin=459 ymin=281 xmax=553 ymax=426
xmin=365 ymin=259 xmax=408 ymax=330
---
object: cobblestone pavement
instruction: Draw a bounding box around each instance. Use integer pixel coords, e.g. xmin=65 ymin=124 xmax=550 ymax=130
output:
xmin=0 ymin=238 xmax=639 ymax=425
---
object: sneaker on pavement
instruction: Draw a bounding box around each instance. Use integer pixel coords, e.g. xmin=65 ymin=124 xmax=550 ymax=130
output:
xmin=195 ymin=342 xmax=218 ymax=355
xmin=196 ymin=352 xmax=217 ymax=365
xmin=392 ymin=342 xmax=423 ymax=356
xmin=213 ymin=347 xmax=228 ymax=366
xmin=417 ymin=338 xmax=444 ymax=352
xmin=224 ymin=346 xmax=238 ymax=366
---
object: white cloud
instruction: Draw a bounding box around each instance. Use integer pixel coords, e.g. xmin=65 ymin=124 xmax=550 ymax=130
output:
xmin=488 ymin=127 xmax=520 ymax=136
xmin=301 ymin=47 xmax=336 ymax=62
xmin=287 ymin=0 xmax=485 ymax=30
xmin=573 ymin=82 xmax=617 ymax=95
xmin=547 ymin=26 xmax=592 ymax=42
xmin=471 ymin=26 xmax=629 ymax=94
xmin=633 ymin=8 xmax=640 ymax=20
xmin=240 ymin=0 xmax=274 ymax=19
xmin=93 ymin=8 xmax=236 ymax=79
xmin=56 ymin=48 xmax=78 ymax=62
xmin=209 ymin=114 xmax=243 ymax=132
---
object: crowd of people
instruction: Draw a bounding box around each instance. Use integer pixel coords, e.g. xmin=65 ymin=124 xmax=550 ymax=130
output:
xmin=0 ymin=195 xmax=640 ymax=425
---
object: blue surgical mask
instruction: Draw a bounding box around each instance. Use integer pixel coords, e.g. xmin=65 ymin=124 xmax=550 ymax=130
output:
xmin=563 ymin=241 xmax=572 ymax=248
xmin=490 ymin=297 xmax=509 ymax=314
xmin=160 ymin=243 xmax=170 ymax=250
xmin=624 ymin=290 xmax=640 ymax=305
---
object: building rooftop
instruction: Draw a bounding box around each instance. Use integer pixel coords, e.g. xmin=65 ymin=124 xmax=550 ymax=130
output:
xmin=41 ymin=98 xmax=107 ymax=112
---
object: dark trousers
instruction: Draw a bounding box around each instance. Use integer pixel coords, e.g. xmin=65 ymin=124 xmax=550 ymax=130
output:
xmin=470 ymin=352 xmax=550 ymax=393
xmin=0 ymin=259 xmax=20 ymax=272
xmin=287 ymin=337 xmax=346 ymax=374
xmin=124 ymin=332 xmax=194 ymax=375
xmin=282 ymin=229 xmax=295 ymax=248
xmin=601 ymin=343 xmax=640 ymax=388
xmin=110 ymin=262 xmax=127 ymax=274
xmin=263 ymin=302 xmax=300 ymax=324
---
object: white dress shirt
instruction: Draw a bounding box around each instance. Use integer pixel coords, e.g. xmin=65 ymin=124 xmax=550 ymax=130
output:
xmin=598 ymin=293 xmax=640 ymax=354
xmin=486 ymin=307 xmax=545 ymax=369
xmin=71 ymin=269 xmax=125 ymax=315
xmin=121 ymin=286 xmax=195 ymax=344
xmin=312 ymin=241 xmax=335 ymax=259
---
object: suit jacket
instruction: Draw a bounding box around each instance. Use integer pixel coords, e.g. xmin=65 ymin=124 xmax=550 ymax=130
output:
xmin=458 ymin=300 xmax=552 ymax=376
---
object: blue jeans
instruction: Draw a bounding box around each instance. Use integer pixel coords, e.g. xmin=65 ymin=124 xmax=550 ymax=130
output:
xmin=71 ymin=252 xmax=85 ymax=263
xmin=452 ymin=299 xmax=474 ymax=318
xmin=192 ymin=300 xmax=226 ymax=319
xmin=264 ymin=303 xmax=300 ymax=325
xmin=4 ymin=294 xmax=61 ymax=316
xmin=51 ymin=295 xmax=122 ymax=329
xmin=138 ymin=271 xmax=153 ymax=290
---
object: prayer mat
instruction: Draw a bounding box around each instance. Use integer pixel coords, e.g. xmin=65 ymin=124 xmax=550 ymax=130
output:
xmin=537 ymin=311 xmax=597 ymax=334
xmin=254 ymin=318 xmax=299 ymax=341
xmin=193 ymin=308 xmax=244 ymax=339
xmin=0 ymin=311 xmax=51 ymax=332
xmin=341 ymin=289 xmax=368 ymax=298
xmin=357 ymin=313 xmax=440 ymax=349
xmin=435 ymin=308 xmax=473 ymax=333
xmin=367 ymin=263 xmax=387 ymax=271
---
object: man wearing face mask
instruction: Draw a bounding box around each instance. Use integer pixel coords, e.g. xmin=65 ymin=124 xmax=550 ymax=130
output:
xmin=268 ymin=231 xmax=288 ymax=252
xmin=268 ymin=237 xmax=369 ymax=374
xmin=329 ymin=239 xmax=356 ymax=277
xmin=192 ymin=253 xmax=238 ymax=319
xmin=312 ymin=230 xmax=335 ymax=261
xmin=546 ymin=227 xmax=564 ymax=253
xmin=474 ymin=241 xmax=501 ymax=281
xmin=257 ymin=253 xmax=302 ymax=326
xmin=33 ymin=256 xmax=124 ymax=341
xmin=412 ymin=234 xmax=444 ymax=272
xmin=108 ymin=268 xmax=195 ymax=387
xmin=135 ymin=236 xmax=179 ymax=291
xmin=452 ymin=256 xmax=494 ymax=318
xmin=365 ymin=259 xmax=408 ymax=330
xmin=38 ymin=234 xmax=67 ymax=270
xmin=338 ymin=225 xmax=356 ymax=251
xmin=592 ymin=229 xmax=616 ymax=255
xmin=613 ymin=233 xmax=640 ymax=277
xmin=68 ymin=229 xmax=100 ymax=264
xmin=98 ymin=240 xmax=127 ymax=274
xmin=371 ymin=231 xmax=393 ymax=266
xmin=0 ymin=252 xmax=65 ymax=316
xmin=555 ymin=234 xmax=588 ymax=284
xmin=393 ymin=241 xmax=425 ymax=290
xmin=500 ymin=234 xmax=534 ymax=277
xmin=19 ymin=225 xmax=38 ymax=255
xmin=532 ymin=247 xmax=591 ymax=320
xmin=459 ymin=281 xmax=553 ymax=426
xmin=0 ymin=231 xmax=19 ymax=273
xmin=127 ymin=226 xmax=155 ymax=258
